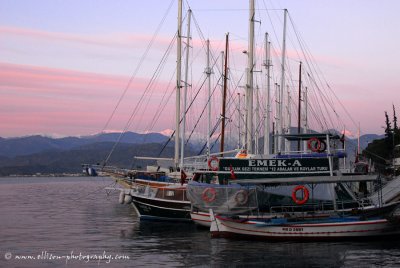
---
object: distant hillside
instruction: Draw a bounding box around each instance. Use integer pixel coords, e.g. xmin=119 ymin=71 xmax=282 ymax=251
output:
xmin=0 ymin=141 xmax=192 ymax=176
xmin=0 ymin=131 xmax=384 ymax=176
xmin=0 ymin=132 xmax=169 ymax=157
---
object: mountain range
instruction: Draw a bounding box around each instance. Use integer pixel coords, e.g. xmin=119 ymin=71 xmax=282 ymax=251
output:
xmin=0 ymin=131 xmax=384 ymax=176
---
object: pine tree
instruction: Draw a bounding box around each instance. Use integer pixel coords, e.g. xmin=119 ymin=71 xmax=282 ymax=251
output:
xmin=385 ymin=111 xmax=392 ymax=138
xmin=385 ymin=111 xmax=394 ymax=155
xmin=394 ymin=105 xmax=400 ymax=146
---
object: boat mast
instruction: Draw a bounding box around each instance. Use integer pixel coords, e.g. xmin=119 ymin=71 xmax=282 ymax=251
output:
xmin=357 ymin=122 xmax=361 ymax=157
xmin=278 ymin=9 xmax=288 ymax=153
xmin=242 ymin=93 xmax=246 ymax=148
xmin=263 ymin=33 xmax=271 ymax=155
xmin=175 ymin=0 xmax=182 ymax=168
xmin=297 ymin=61 xmax=302 ymax=151
xmin=238 ymin=93 xmax=241 ymax=148
xmin=206 ymin=39 xmax=212 ymax=158
xmin=255 ymin=86 xmax=259 ymax=154
xmin=180 ymin=9 xmax=192 ymax=169
xmin=220 ymin=33 xmax=229 ymax=156
xmin=302 ymin=87 xmax=308 ymax=152
xmin=285 ymin=85 xmax=291 ymax=153
xmin=274 ymin=83 xmax=280 ymax=153
xmin=343 ymin=126 xmax=347 ymax=170
xmin=246 ymin=0 xmax=255 ymax=154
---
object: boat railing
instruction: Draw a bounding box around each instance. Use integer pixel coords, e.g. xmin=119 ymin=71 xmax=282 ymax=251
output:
xmin=136 ymin=184 xmax=188 ymax=201
xmin=136 ymin=184 xmax=158 ymax=198
xmin=157 ymin=186 xmax=188 ymax=201
xmin=183 ymin=149 xmax=241 ymax=172
xmin=183 ymin=157 xmax=208 ymax=171
xmin=270 ymin=199 xmax=359 ymax=214
xmin=274 ymin=149 xmax=346 ymax=159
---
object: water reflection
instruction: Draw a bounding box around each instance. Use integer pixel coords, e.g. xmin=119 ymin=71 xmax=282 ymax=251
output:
xmin=1 ymin=177 xmax=400 ymax=268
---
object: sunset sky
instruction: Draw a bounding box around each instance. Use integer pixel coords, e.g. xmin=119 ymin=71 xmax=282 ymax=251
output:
xmin=1 ymin=0 xmax=399 ymax=138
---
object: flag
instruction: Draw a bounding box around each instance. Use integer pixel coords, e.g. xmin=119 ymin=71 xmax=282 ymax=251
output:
xmin=340 ymin=133 xmax=345 ymax=143
xmin=230 ymin=165 xmax=236 ymax=180
xmin=180 ymin=170 xmax=187 ymax=185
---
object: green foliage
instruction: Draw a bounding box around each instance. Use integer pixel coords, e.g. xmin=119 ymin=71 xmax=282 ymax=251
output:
xmin=364 ymin=108 xmax=400 ymax=171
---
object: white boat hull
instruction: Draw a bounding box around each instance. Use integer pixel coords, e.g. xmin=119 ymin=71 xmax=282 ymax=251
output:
xmin=190 ymin=212 xmax=212 ymax=227
xmin=210 ymin=215 xmax=400 ymax=240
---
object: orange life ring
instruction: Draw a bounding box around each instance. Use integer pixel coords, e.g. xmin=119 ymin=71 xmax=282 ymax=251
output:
xmin=234 ymin=190 xmax=248 ymax=205
xmin=307 ymin=137 xmax=321 ymax=152
xmin=236 ymin=149 xmax=248 ymax=159
xmin=202 ymin=187 xmax=217 ymax=203
xmin=208 ymin=156 xmax=219 ymax=171
xmin=291 ymin=185 xmax=309 ymax=205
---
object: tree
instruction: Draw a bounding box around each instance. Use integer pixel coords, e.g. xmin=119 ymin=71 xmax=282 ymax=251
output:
xmin=364 ymin=109 xmax=399 ymax=173
xmin=394 ymin=105 xmax=400 ymax=147
xmin=384 ymin=111 xmax=395 ymax=159
xmin=385 ymin=111 xmax=392 ymax=139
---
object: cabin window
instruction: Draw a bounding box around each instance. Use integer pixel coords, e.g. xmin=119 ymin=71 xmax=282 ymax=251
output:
xmin=166 ymin=190 xmax=175 ymax=197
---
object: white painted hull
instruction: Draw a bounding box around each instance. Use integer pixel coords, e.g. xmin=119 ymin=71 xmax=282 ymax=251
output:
xmin=211 ymin=215 xmax=400 ymax=240
xmin=191 ymin=211 xmax=284 ymax=228
xmin=190 ymin=212 xmax=212 ymax=227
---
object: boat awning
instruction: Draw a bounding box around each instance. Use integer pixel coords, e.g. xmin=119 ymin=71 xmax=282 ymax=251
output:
xmin=234 ymin=174 xmax=378 ymax=184
xmin=279 ymin=133 xmax=341 ymax=141
xmin=274 ymin=152 xmax=347 ymax=159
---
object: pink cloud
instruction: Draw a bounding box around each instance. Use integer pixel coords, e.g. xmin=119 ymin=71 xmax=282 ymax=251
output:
xmin=0 ymin=62 xmax=175 ymax=137
xmin=0 ymin=26 xmax=174 ymax=49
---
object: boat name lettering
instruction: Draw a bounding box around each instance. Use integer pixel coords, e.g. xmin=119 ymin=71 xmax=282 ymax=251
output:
xmin=282 ymin=227 xmax=303 ymax=232
xmin=248 ymin=159 xmax=302 ymax=167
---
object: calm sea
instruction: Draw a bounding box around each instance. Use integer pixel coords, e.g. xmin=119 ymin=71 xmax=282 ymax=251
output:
xmin=0 ymin=176 xmax=400 ymax=268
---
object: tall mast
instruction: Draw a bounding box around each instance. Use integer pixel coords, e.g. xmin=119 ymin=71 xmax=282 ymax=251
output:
xmin=206 ymin=39 xmax=212 ymax=158
xmin=274 ymin=83 xmax=280 ymax=153
xmin=343 ymin=126 xmax=347 ymax=170
xmin=297 ymin=61 xmax=302 ymax=151
xmin=180 ymin=9 xmax=192 ymax=169
xmin=246 ymin=0 xmax=255 ymax=154
xmin=285 ymin=84 xmax=291 ymax=152
xmin=302 ymin=87 xmax=308 ymax=152
xmin=255 ymin=86 xmax=259 ymax=154
xmin=278 ymin=9 xmax=288 ymax=153
xmin=357 ymin=122 xmax=361 ymax=156
xmin=174 ymin=0 xmax=182 ymax=168
xmin=221 ymin=51 xmax=224 ymax=94
xmin=272 ymin=122 xmax=275 ymax=154
xmin=242 ymin=93 xmax=246 ymax=148
xmin=220 ymin=33 xmax=229 ymax=155
xmin=263 ymin=33 xmax=271 ymax=155
xmin=237 ymin=93 xmax=241 ymax=148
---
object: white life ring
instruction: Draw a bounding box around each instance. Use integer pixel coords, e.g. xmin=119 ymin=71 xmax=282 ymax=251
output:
xmin=234 ymin=190 xmax=248 ymax=205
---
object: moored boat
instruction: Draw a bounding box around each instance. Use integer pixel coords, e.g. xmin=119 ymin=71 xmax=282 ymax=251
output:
xmin=209 ymin=206 xmax=400 ymax=240
xmin=130 ymin=179 xmax=192 ymax=221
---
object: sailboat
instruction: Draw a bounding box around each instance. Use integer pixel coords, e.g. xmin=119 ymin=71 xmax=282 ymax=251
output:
xmin=185 ymin=1 xmax=400 ymax=238
xmin=114 ymin=1 xmax=241 ymax=222
xmin=109 ymin=1 xmax=200 ymax=222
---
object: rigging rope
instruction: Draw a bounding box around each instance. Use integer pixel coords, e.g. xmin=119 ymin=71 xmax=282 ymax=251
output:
xmin=101 ymin=0 xmax=175 ymax=133
xmin=104 ymin=33 xmax=177 ymax=165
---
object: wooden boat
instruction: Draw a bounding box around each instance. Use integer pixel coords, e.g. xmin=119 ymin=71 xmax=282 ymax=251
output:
xmin=128 ymin=178 xmax=192 ymax=221
xmin=209 ymin=204 xmax=400 ymax=240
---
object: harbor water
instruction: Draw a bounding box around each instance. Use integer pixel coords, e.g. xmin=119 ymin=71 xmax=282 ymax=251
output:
xmin=1 ymin=176 xmax=400 ymax=267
